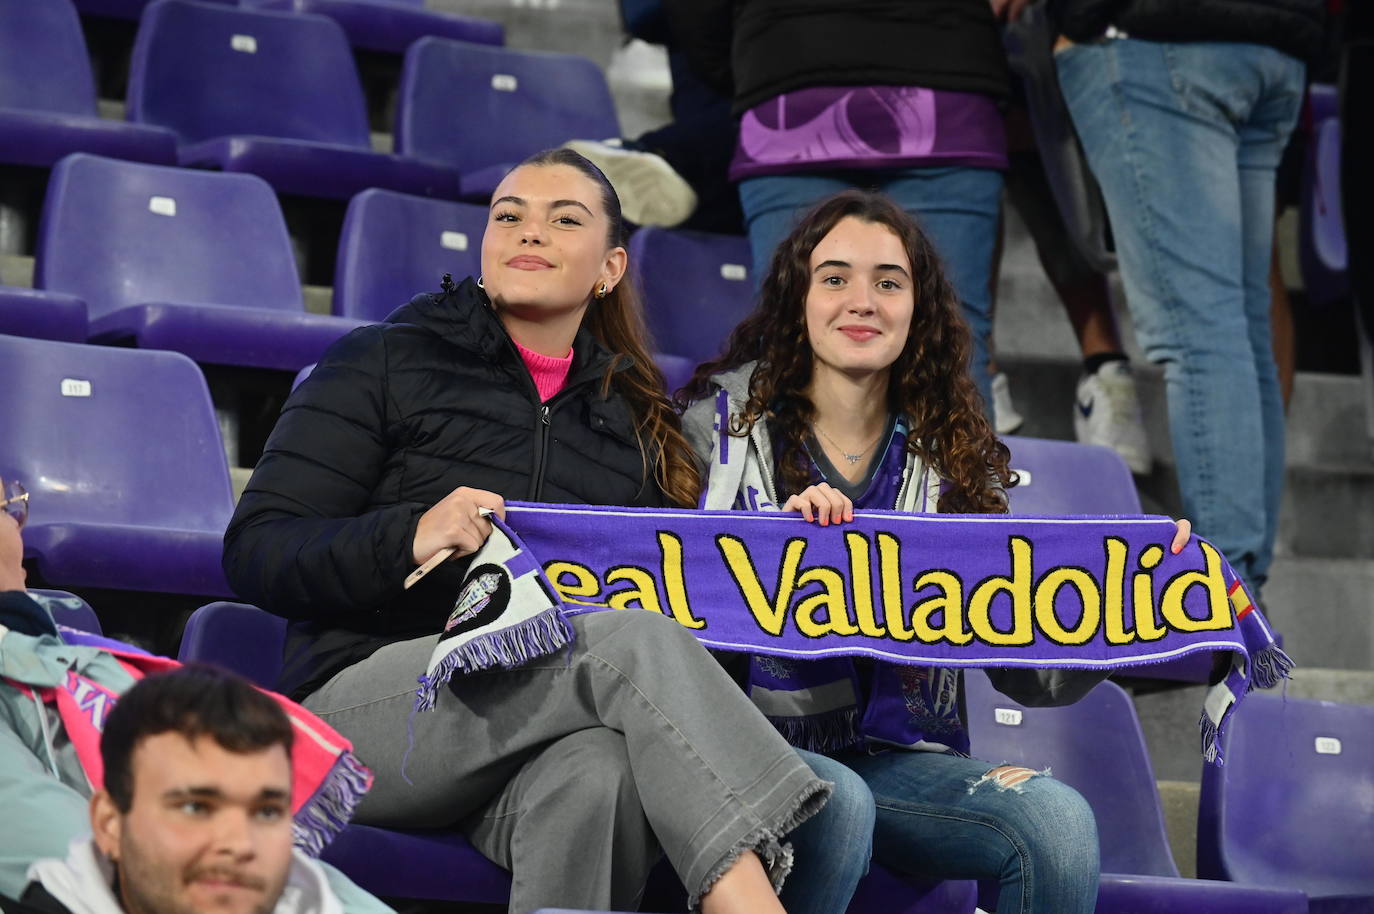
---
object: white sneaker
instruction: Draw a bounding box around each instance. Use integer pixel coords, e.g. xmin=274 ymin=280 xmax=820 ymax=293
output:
xmin=1074 ymin=360 xmax=1152 ymax=474
xmin=563 ymin=139 xmax=698 ymax=227
xmin=990 ymin=372 xmax=1024 ymax=435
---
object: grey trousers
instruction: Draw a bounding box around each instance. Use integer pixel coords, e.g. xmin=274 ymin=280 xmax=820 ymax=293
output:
xmin=302 ymin=610 xmax=829 ymax=914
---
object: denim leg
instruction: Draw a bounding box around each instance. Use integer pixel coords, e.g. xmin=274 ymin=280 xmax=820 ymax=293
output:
xmin=779 ymin=749 xmax=876 ymax=914
xmin=737 ymin=168 xmax=1001 ymax=410
xmin=880 ymin=166 xmax=1004 ymax=410
xmin=1056 ymin=40 xmax=1302 ymax=590
xmin=842 ymin=750 xmax=1099 ymax=914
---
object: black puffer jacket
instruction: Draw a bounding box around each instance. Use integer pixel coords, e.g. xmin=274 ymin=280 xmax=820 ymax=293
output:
xmin=666 ymin=0 xmax=1011 ymax=115
xmin=1051 ymin=0 xmax=1325 ymax=63
xmin=223 ymin=278 xmax=668 ymax=699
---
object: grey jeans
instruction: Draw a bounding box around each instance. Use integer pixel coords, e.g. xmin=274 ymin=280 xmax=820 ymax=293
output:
xmin=302 ymin=610 xmax=829 ymax=914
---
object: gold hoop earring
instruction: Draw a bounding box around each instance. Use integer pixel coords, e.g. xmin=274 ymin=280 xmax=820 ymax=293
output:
xmin=595 ymin=282 xmax=609 ymax=300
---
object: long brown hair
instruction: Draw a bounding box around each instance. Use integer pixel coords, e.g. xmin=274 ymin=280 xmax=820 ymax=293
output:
xmin=678 ymin=190 xmax=1014 ymax=514
xmin=511 ymin=149 xmax=700 ymax=507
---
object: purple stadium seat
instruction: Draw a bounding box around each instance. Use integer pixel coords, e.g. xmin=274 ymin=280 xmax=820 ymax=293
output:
xmin=964 ymin=671 xmax=1309 ymax=914
xmin=0 ymin=336 xmax=235 ymax=596
xmin=0 ymin=0 xmax=176 ymax=169
xmin=126 ymin=0 xmax=459 ymax=201
xmin=1198 ymin=694 xmax=1373 ymax=913
xmin=30 ymin=589 xmax=103 ymax=635
xmin=628 ymin=228 xmax=754 ymax=363
xmin=334 ymin=188 xmax=486 ymax=321
xmin=71 ymin=0 xmax=231 ymax=19
xmin=1000 ymin=435 xmax=1214 ymax=683
xmin=34 ymin=153 xmax=368 ymax=371
xmin=0 ymin=286 xmax=88 ymax=343
xmin=241 ymin=0 xmax=503 ymax=54
xmin=397 ymin=38 xmax=620 ymax=201
xmin=654 ymin=352 xmax=695 ymax=397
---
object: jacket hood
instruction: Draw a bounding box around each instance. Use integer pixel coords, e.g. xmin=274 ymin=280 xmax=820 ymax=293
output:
xmin=704 ymin=361 xmax=757 ymax=405
xmin=28 ymin=839 xmax=343 ymax=914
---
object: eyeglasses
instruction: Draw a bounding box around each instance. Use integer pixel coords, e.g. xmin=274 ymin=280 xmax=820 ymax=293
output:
xmin=0 ymin=479 xmax=28 ymax=530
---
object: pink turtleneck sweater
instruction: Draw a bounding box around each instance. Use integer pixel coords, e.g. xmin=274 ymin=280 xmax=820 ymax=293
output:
xmin=515 ymin=339 xmax=574 ymax=402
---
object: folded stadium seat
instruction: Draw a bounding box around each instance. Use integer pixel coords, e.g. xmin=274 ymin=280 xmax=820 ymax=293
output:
xmin=181 ymin=601 xmax=979 ymax=913
xmin=29 ymin=589 xmax=103 ymax=635
xmin=1198 ymin=694 xmax=1373 ymax=913
xmin=396 ymin=38 xmax=620 ymax=202
xmin=333 ymin=188 xmax=486 ymax=321
xmin=70 ymin=0 xmax=230 ymax=19
xmin=1298 ymin=85 xmax=1348 ymax=308
xmin=240 ymin=0 xmax=502 ymax=55
xmin=627 ymin=227 xmax=754 ymax=364
xmin=0 ymin=0 xmax=177 ymax=170
xmin=0 ymin=286 xmax=88 ymax=343
xmin=0 ymin=336 xmax=235 ymax=597
xmin=999 ymin=435 xmax=1216 ymax=684
xmin=125 ymin=0 xmax=460 ymax=201
xmin=964 ymin=671 xmax=1311 ymax=914
xmin=33 ymin=153 xmax=368 ymax=371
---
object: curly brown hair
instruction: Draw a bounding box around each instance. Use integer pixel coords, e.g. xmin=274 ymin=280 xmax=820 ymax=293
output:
xmin=678 ymin=190 xmax=1014 ymax=514
xmin=514 ymin=149 xmax=701 ymax=507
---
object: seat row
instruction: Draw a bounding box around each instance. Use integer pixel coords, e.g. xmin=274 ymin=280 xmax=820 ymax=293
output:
xmin=1 ymin=0 xmax=616 ymax=203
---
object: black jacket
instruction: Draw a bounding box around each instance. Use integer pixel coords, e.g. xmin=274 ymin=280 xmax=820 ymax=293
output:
xmin=1051 ymin=0 xmax=1325 ymax=63
xmin=666 ymin=0 xmax=1011 ymax=115
xmin=222 ymin=278 xmax=669 ymax=699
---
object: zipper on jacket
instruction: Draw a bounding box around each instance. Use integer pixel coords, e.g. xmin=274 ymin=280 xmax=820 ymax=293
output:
xmin=527 ymin=403 xmax=552 ymax=500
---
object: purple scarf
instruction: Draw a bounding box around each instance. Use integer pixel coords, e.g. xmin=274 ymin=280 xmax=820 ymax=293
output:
xmin=417 ymin=503 xmax=1291 ymax=764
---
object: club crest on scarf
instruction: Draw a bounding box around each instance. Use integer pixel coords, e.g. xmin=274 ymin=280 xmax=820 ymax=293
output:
xmin=442 ymin=565 xmax=512 ymax=639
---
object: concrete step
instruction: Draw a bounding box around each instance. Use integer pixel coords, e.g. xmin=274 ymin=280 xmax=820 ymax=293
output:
xmin=1263 ymin=558 xmax=1374 ymax=672
xmin=1156 ymin=780 xmax=1200 ymax=879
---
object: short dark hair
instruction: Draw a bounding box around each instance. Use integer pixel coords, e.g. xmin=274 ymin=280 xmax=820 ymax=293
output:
xmin=101 ymin=664 xmax=294 ymax=813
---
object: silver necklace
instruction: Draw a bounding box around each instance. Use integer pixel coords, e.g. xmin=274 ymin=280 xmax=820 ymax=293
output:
xmin=814 ymin=423 xmax=884 ymax=465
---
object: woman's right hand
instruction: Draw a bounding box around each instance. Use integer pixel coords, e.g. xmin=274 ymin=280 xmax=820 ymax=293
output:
xmin=412 ymin=486 xmax=507 ymax=565
xmin=782 ymin=483 xmax=853 ymax=526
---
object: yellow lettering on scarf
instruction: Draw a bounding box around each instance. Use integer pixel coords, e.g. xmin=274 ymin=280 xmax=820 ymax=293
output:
xmin=1133 ymin=546 xmax=1168 ymax=641
xmin=844 ymin=532 xmax=887 ymax=637
xmin=717 ymin=535 xmax=805 ymax=636
xmin=795 ymin=567 xmax=859 ymax=637
xmin=1159 ymin=541 xmax=1231 ymax=632
xmin=605 ymin=566 xmax=663 ymax=613
xmin=546 ymin=561 xmax=600 ymax=602
xmin=967 ymin=536 xmax=1033 ymax=646
xmin=877 ymin=533 xmax=915 ymax=641
xmin=658 ymin=531 xmax=705 ymax=629
xmin=1103 ymin=537 xmax=1134 ymax=644
xmin=910 ymin=571 xmax=970 ymax=645
xmin=1034 ymin=567 xmax=1102 ymax=645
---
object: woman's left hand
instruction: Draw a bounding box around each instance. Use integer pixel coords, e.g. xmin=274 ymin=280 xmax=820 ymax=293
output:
xmin=1171 ymin=518 xmax=1193 ymax=555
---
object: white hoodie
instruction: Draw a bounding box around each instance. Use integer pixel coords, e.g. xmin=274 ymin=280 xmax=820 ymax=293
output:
xmin=26 ymin=839 xmax=342 ymax=914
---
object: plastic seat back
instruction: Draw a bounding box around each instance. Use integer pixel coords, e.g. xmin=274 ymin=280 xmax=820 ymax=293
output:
xmin=0 ymin=335 xmax=233 ymax=530
xmin=1198 ymin=693 xmax=1374 ymax=899
xmin=0 ymin=0 xmax=99 ymax=116
xmin=178 ymin=602 xmax=287 ymax=688
xmin=334 ymin=189 xmax=486 ymax=321
xmin=35 ymin=154 xmax=304 ymax=322
xmin=1001 ymin=435 xmax=1141 ymax=515
xmin=964 ymin=670 xmax=1179 ymax=877
xmin=127 ymin=0 xmax=371 ymax=148
xmin=397 ymin=38 xmax=619 ymax=176
xmin=628 ymin=227 xmax=754 ymax=363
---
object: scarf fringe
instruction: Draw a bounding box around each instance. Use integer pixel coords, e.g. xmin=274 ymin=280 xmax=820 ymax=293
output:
xmin=686 ymin=777 xmax=831 ymax=912
xmin=415 ymin=607 xmax=574 ymax=712
xmin=765 ymin=708 xmax=861 ymax=754
xmin=1198 ymin=709 xmax=1223 ymax=766
xmin=1248 ymin=643 xmax=1294 ymax=691
xmin=292 ymin=749 xmax=373 ymax=856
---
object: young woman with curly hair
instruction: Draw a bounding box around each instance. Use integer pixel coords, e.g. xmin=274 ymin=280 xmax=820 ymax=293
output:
xmin=681 ymin=190 xmax=1192 ymax=914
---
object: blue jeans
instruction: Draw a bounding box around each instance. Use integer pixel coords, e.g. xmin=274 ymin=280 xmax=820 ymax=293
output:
xmin=783 ymin=748 xmax=1099 ymax=914
xmin=738 ymin=167 xmax=1004 ymax=410
xmin=1056 ymin=39 xmax=1304 ymax=590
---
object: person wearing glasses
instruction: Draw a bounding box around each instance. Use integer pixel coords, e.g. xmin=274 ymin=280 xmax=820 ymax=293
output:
xmin=0 ymin=477 xmax=393 ymax=914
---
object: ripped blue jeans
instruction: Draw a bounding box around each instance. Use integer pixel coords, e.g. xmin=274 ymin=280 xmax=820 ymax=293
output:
xmin=784 ymin=748 xmax=1099 ymax=914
